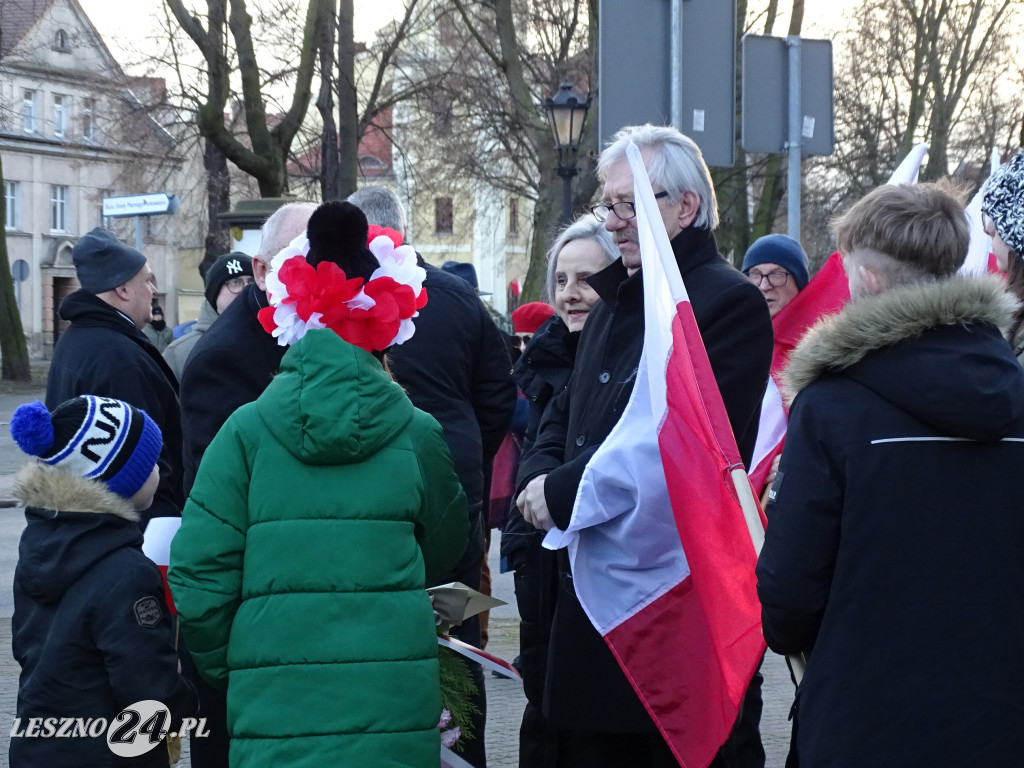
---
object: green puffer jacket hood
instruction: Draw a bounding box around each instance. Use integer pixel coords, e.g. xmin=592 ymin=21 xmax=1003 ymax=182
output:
xmin=258 ymin=328 xmax=414 ymax=465
xmin=169 ymin=328 xmax=469 ymax=768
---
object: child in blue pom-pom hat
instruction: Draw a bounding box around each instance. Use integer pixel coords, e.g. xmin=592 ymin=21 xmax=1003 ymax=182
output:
xmin=7 ymin=396 xmax=197 ymax=768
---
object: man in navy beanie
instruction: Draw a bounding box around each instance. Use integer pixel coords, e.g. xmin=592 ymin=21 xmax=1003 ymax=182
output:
xmin=742 ymin=234 xmax=810 ymax=318
xmin=46 ymin=227 xmax=184 ymax=530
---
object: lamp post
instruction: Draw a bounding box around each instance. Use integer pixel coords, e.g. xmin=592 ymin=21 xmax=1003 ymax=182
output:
xmin=543 ymin=83 xmax=590 ymax=225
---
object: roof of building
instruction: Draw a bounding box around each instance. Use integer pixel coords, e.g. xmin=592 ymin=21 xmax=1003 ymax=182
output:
xmin=1 ymin=0 xmax=58 ymax=57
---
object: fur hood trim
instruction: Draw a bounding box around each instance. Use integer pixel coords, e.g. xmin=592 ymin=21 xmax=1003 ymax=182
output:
xmin=782 ymin=274 xmax=1021 ymax=404
xmin=14 ymin=463 xmax=139 ymax=522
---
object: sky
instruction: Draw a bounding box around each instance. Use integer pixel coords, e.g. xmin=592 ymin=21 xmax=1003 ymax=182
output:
xmin=78 ymin=0 xmax=854 ymax=72
xmin=78 ymin=0 xmax=409 ymax=65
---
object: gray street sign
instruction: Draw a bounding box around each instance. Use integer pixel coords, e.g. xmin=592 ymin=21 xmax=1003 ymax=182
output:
xmin=598 ymin=0 xmax=736 ymax=168
xmin=741 ymin=35 xmax=834 ymax=155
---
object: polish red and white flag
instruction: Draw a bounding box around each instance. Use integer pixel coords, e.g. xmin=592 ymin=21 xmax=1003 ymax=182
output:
xmin=748 ymin=252 xmax=849 ymax=494
xmin=142 ymin=517 xmax=181 ymax=614
xmin=543 ymin=142 xmax=765 ymax=768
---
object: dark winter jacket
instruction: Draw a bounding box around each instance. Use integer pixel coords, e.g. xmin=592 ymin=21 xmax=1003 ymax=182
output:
xmin=516 ymin=315 xmax=579 ymax=455
xmin=501 ymin=314 xmax=577 ymax=566
xmin=757 ymin=274 xmax=1024 ymax=767
xmin=169 ymin=328 xmax=468 ymax=767
xmin=10 ymin=464 xmax=197 ymax=768
xmin=501 ymin=314 xmax=577 ymax=734
xmin=390 ymin=259 xmax=516 ymax=514
xmin=179 ymin=283 xmax=286 ymax=496
xmin=518 ymin=226 xmax=773 ymax=731
xmin=46 ymin=289 xmax=183 ymax=528
xmin=389 ymin=258 xmax=516 ymax=603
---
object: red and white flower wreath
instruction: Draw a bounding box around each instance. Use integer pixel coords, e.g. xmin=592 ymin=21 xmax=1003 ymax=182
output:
xmin=258 ymin=225 xmax=427 ymax=352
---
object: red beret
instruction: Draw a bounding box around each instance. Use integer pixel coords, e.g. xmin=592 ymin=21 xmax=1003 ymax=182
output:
xmin=511 ymin=302 xmax=555 ymax=334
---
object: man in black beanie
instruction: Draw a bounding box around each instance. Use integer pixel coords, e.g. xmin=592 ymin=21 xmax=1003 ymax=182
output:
xmin=46 ymin=227 xmax=184 ymax=530
xmin=163 ymin=252 xmax=253 ymax=380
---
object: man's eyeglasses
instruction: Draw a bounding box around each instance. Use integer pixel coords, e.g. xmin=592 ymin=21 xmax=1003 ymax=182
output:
xmin=591 ymin=191 xmax=669 ymax=222
xmin=225 ymin=276 xmax=254 ymax=294
xmin=746 ymin=269 xmax=791 ymax=288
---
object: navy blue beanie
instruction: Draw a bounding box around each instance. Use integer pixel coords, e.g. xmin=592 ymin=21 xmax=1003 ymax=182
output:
xmin=741 ymin=234 xmax=810 ymax=290
xmin=73 ymin=228 xmax=147 ymax=294
xmin=10 ymin=396 xmax=162 ymax=499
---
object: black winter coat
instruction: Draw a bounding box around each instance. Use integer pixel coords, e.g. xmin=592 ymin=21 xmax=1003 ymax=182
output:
xmin=501 ymin=315 xmax=577 ymax=566
xmin=179 ymin=284 xmax=286 ymax=495
xmin=757 ymin=275 xmax=1024 ymax=767
xmin=518 ymin=226 xmax=773 ymax=732
xmin=10 ymin=465 xmax=197 ymax=768
xmin=390 ymin=259 xmax=516 ymax=515
xmin=47 ymin=290 xmax=183 ymax=528
xmin=500 ymin=315 xmax=577 ymax=722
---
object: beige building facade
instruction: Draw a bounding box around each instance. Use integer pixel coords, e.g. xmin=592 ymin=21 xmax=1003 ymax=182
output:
xmin=1 ymin=0 xmax=198 ymax=355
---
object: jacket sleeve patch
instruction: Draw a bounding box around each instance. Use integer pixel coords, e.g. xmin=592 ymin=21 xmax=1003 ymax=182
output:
xmin=767 ymin=471 xmax=784 ymax=504
xmin=133 ymin=597 xmax=163 ymax=628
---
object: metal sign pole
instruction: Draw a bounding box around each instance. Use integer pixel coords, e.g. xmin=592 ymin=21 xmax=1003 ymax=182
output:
xmin=671 ymin=0 xmax=683 ymax=129
xmin=135 ymin=215 xmax=143 ymax=253
xmin=786 ymin=35 xmax=801 ymax=241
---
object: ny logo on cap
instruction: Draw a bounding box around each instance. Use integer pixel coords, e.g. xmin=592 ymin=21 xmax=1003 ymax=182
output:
xmin=226 ymin=259 xmax=243 ymax=274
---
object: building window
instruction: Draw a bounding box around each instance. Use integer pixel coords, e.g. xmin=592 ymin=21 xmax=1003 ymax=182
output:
xmin=4 ymin=181 xmax=18 ymax=230
xmin=23 ymin=90 xmax=36 ymax=133
xmin=509 ymin=197 xmax=519 ymax=237
xmin=82 ymin=98 xmax=94 ymax=140
xmin=53 ymin=95 xmax=66 ymax=138
xmin=54 ymin=29 xmax=69 ymax=51
xmin=51 ymin=185 xmax=68 ymax=232
xmin=435 ymin=197 xmax=453 ymax=234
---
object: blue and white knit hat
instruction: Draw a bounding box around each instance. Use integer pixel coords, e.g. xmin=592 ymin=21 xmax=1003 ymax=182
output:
xmin=10 ymin=396 xmax=162 ymax=499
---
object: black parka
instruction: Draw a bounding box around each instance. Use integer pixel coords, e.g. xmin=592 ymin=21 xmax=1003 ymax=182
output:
xmin=389 ymin=260 xmax=516 ymax=516
xmin=46 ymin=290 xmax=183 ymax=528
xmin=518 ymin=226 xmax=773 ymax=731
xmin=500 ymin=315 xmax=577 ymax=755
xmin=179 ymin=283 xmax=286 ymax=496
xmin=10 ymin=465 xmax=197 ymax=768
xmin=757 ymin=275 xmax=1024 ymax=767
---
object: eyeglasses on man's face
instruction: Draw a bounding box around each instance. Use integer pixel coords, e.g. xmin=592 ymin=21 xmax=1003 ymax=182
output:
xmin=590 ymin=191 xmax=669 ymax=223
xmin=225 ymin=276 xmax=254 ymax=294
xmin=746 ymin=269 xmax=791 ymax=288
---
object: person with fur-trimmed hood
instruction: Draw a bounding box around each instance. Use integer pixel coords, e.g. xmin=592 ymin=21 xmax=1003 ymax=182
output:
xmin=756 ymin=181 xmax=1024 ymax=767
xmin=8 ymin=396 xmax=197 ymax=768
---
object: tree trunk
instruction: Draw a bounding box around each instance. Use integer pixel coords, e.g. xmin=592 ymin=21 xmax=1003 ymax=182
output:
xmin=336 ymin=0 xmax=359 ymax=199
xmin=165 ymin=0 xmax=331 ymax=198
xmin=522 ymin=166 xmax=563 ymax=302
xmin=0 ymin=155 xmax=31 ymax=381
xmin=318 ymin=2 xmax=341 ymax=201
xmin=202 ymin=140 xmax=232 ymax=278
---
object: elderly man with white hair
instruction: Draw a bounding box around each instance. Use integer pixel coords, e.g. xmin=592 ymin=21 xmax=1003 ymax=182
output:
xmin=516 ymin=124 xmax=773 ymax=767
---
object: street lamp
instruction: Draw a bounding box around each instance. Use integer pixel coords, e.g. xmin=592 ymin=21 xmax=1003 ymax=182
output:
xmin=543 ymin=82 xmax=590 ymax=224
